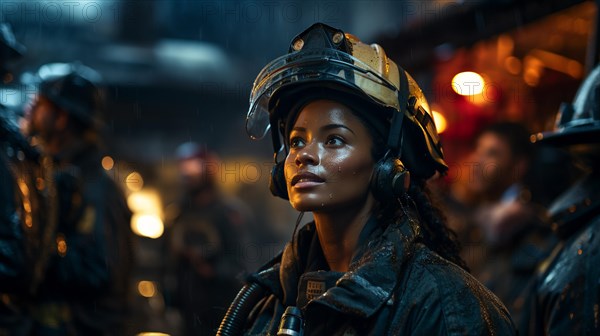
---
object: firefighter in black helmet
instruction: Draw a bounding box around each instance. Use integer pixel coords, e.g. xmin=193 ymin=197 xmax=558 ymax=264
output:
xmin=0 ymin=22 xmax=30 ymax=288
xmin=218 ymin=23 xmax=516 ymax=335
xmin=526 ymin=65 xmax=600 ymax=335
xmin=21 ymin=63 xmax=133 ymax=335
xmin=0 ymin=22 xmax=54 ymax=334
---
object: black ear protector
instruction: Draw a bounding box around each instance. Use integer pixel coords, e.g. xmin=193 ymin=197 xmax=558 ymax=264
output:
xmin=370 ymin=152 xmax=410 ymax=203
xmin=269 ymin=157 xmax=289 ymax=200
xmin=268 ymin=105 xmax=290 ymax=199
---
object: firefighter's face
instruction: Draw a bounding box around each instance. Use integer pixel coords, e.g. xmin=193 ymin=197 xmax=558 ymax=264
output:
xmin=470 ymin=132 xmax=518 ymax=195
xmin=25 ymin=95 xmax=61 ymax=139
xmin=179 ymin=157 xmax=209 ymax=189
xmin=284 ymin=99 xmax=375 ymax=213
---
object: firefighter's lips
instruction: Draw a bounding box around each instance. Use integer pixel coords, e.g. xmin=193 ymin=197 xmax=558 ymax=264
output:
xmin=291 ymin=172 xmax=325 ymax=188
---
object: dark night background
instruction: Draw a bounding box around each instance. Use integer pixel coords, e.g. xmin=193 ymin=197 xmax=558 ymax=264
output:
xmin=1 ymin=0 xmax=595 ymax=334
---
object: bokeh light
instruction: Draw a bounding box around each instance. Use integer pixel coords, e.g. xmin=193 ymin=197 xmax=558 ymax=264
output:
xmin=432 ymin=111 xmax=447 ymax=134
xmin=101 ymin=156 xmax=114 ymax=170
xmin=452 ymin=71 xmax=485 ymax=95
xmin=131 ymin=214 xmax=164 ymax=239
xmin=137 ymin=280 xmax=157 ymax=298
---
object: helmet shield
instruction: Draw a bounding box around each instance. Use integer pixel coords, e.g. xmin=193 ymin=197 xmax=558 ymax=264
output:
xmin=0 ymin=23 xmax=25 ymax=61
xmin=246 ymin=48 xmax=400 ymax=140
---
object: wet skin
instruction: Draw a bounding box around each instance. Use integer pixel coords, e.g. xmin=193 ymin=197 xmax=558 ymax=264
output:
xmin=284 ymin=99 xmax=376 ymax=213
xmin=283 ymin=99 xmax=378 ymax=272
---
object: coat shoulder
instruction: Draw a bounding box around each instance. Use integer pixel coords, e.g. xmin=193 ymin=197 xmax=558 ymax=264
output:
xmin=397 ymin=245 xmax=516 ymax=335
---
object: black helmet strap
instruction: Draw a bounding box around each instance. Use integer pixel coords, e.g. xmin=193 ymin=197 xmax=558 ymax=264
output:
xmin=387 ymin=67 xmax=409 ymax=158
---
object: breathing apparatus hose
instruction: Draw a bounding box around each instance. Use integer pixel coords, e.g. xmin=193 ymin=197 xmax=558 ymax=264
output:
xmin=217 ymin=282 xmax=267 ymax=336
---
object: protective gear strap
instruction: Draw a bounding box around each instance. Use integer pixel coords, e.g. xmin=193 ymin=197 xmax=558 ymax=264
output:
xmin=271 ymin=119 xmax=283 ymax=163
xmin=387 ymin=67 xmax=409 ymax=157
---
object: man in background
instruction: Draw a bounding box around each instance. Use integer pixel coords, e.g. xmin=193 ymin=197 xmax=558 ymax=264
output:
xmin=167 ymin=142 xmax=248 ymax=335
xmin=21 ymin=64 xmax=133 ymax=335
xmin=0 ymin=23 xmax=53 ymax=335
xmin=458 ymin=122 xmax=557 ymax=328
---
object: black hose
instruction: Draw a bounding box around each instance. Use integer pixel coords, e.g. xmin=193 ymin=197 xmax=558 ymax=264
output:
xmin=217 ymin=282 xmax=267 ymax=336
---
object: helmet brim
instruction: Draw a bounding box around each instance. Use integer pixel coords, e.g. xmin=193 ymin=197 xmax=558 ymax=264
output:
xmin=533 ymin=124 xmax=600 ymax=146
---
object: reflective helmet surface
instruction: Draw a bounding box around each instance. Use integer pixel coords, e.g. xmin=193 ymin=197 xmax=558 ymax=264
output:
xmin=36 ymin=63 xmax=103 ymax=126
xmin=0 ymin=23 xmax=25 ymax=62
xmin=536 ymin=65 xmax=600 ymax=145
xmin=246 ymin=23 xmax=447 ymax=178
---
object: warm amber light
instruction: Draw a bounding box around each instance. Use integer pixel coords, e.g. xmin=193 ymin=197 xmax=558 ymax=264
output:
xmin=432 ymin=111 xmax=447 ymax=134
xmin=131 ymin=214 xmax=164 ymax=239
xmin=56 ymin=235 xmax=67 ymax=257
xmin=127 ymin=190 xmax=162 ymax=215
xmin=524 ymin=68 xmax=540 ymax=87
xmin=504 ymin=57 xmax=522 ymax=75
xmin=127 ymin=189 xmax=164 ymax=239
xmin=126 ymin=172 xmax=144 ymax=191
xmin=101 ymin=156 xmax=114 ymax=170
xmin=137 ymin=280 xmax=156 ymax=298
xmin=451 ymin=72 xmax=485 ymax=96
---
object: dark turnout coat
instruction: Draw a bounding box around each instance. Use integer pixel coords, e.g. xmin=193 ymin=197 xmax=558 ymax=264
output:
xmin=527 ymin=173 xmax=600 ymax=335
xmin=239 ymin=215 xmax=516 ymax=335
xmin=0 ymin=141 xmax=133 ymax=335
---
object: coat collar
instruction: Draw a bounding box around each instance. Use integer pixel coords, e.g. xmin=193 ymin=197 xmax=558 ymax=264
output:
xmin=306 ymin=214 xmax=420 ymax=318
xmin=247 ymin=208 xmax=421 ymax=318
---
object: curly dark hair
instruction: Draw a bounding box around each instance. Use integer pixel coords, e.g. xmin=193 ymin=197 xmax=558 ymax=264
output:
xmin=406 ymin=180 xmax=467 ymax=270
xmin=357 ymin=109 xmax=468 ymax=271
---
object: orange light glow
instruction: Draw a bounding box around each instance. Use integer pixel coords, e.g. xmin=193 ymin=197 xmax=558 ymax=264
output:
xmin=432 ymin=111 xmax=447 ymax=134
xmin=504 ymin=57 xmax=522 ymax=75
xmin=101 ymin=156 xmax=114 ymax=170
xmin=451 ymin=72 xmax=485 ymax=96
xmin=137 ymin=281 xmax=156 ymax=298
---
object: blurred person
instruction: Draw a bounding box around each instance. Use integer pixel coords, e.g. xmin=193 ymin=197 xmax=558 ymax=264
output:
xmin=218 ymin=23 xmax=515 ymax=335
xmin=525 ymin=64 xmax=600 ymax=335
xmin=0 ymin=22 xmax=30 ymax=288
xmin=0 ymin=23 xmax=55 ymax=334
xmin=470 ymin=122 xmax=532 ymax=207
xmin=466 ymin=122 xmax=557 ymax=328
xmin=20 ymin=63 xmax=133 ymax=335
xmin=167 ymin=142 xmax=247 ymax=335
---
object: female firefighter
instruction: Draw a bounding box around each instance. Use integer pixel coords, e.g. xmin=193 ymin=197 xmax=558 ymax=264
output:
xmin=218 ymin=23 xmax=516 ymax=335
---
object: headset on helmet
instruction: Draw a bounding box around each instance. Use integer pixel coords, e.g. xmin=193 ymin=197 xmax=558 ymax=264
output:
xmin=246 ymin=23 xmax=448 ymax=200
xmin=36 ymin=63 xmax=104 ymax=127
